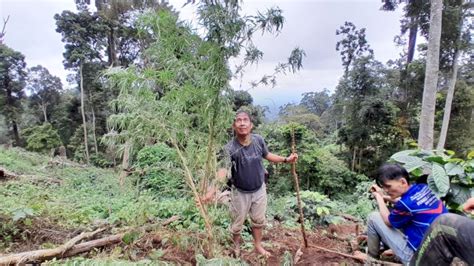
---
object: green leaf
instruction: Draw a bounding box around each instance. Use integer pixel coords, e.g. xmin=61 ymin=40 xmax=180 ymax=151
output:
xmin=448 ymin=184 xmax=471 ymax=205
xmin=467 ymin=150 xmax=474 ymax=160
xmin=12 ymin=211 xmax=27 ymax=222
xmin=122 ymin=231 xmax=140 ymax=245
xmin=444 ymin=163 xmax=464 ymax=176
xmin=411 ymin=168 xmax=423 ymax=177
xmin=404 ymin=160 xmax=428 ymax=173
xmin=425 ymin=156 xmax=447 ymax=165
xmin=428 ymin=164 xmax=450 ymax=197
xmin=12 ymin=208 xmax=34 ymax=222
xmin=391 ymin=154 xmax=423 ymax=166
xmin=447 ymin=158 xmax=464 ymax=163
xmin=445 ymin=150 xmax=455 ymax=156
xmin=468 ymin=160 xmax=474 ymax=168
xmin=390 ymin=150 xmax=418 ymax=162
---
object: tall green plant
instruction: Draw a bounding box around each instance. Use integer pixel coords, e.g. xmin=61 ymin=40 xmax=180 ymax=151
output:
xmin=105 ymin=11 xmax=229 ymax=239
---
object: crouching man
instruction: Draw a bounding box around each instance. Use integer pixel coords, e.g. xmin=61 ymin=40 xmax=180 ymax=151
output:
xmin=364 ymin=164 xmax=447 ymax=264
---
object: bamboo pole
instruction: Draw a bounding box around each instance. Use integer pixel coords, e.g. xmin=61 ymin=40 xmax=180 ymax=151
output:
xmin=291 ymin=126 xmax=308 ymax=248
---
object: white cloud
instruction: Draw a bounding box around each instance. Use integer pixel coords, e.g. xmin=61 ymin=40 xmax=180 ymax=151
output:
xmin=2 ymin=0 xmax=404 ymax=106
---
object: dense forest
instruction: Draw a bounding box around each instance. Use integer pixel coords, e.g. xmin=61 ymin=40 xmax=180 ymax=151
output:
xmin=0 ymin=0 xmax=473 ymax=264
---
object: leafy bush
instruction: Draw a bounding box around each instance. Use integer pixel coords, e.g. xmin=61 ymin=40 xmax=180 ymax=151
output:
xmin=260 ymin=123 xmax=365 ymax=197
xmin=90 ymin=153 xmax=114 ymax=168
xmin=268 ymin=191 xmax=333 ymax=228
xmin=390 ymin=149 xmax=474 ymax=211
xmin=329 ymin=181 xmax=376 ymax=222
xmin=307 ymin=146 xmax=368 ymax=198
xmin=134 ymin=144 xmax=185 ymax=197
xmin=22 ymin=123 xmax=62 ymax=153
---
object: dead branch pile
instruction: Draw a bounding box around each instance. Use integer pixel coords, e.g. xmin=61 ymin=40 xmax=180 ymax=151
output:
xmin=0 ymin=228 xmax=113 ymax=265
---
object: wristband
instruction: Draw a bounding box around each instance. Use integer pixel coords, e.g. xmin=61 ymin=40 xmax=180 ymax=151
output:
xmin=283 ymin=157 xmax=288 ymax=163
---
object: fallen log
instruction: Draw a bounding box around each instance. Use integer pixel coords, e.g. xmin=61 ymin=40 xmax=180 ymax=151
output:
xmin=0 ymin=167 xmax=19 ymax=181
xmin=61 ymin=233 xmax=124 ymax=257
xmin=0 ymin=228 xmax=107 ymax=265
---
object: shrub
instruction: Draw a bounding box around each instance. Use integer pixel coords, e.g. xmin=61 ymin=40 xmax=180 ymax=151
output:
xmin=134 ymin=144 xmax=185 ymax=197
xmin=22 ymin=123 xmax=61 ymax=153
xmin=268 ymin=191 xmax=333 ymax=228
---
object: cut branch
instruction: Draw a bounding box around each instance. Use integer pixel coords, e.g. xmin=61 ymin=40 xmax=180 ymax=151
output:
xmin=0 ymin=228 xmax=107 ymax=265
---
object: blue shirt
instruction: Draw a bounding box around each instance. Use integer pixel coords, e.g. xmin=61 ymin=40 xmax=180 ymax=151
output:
xmin=388 ymin=184 xmax=447 ymax=250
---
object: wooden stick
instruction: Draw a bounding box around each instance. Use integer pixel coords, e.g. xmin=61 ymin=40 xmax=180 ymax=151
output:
xmin=291 ymin=126 xmax=308 ymax=248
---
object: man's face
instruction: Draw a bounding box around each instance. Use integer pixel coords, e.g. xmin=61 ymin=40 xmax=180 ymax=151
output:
xmin=233 ymin=113 xmax=253 ymax=136
xmin=382 ymin=178 xmax=408 ymax=199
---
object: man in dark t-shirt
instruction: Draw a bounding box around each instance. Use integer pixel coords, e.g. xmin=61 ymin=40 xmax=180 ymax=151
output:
xmin=222 ymin=110 xmax=298 ymax=257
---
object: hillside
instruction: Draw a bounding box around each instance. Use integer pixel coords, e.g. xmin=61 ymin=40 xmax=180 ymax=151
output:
xmin=0 ymin=147 xmax=375 ymax=265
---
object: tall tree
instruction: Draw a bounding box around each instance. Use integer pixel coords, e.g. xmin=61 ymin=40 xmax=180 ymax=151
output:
xmin=335 ymin=22 xmax=373 ymax=74
xmin=26 ymin=65 xmax=62 ymax=123
xmin=418 ymin=0 xmax=443 ymax=150
xmin=55 ymin=10 xmax=108 ymax=163
xmin=0 ymin=44 xmax=26 ymax=145
xmin=300 ymin=89 xmax=332 ymax=116
xmin=437 ymin=0 xmax=471 ymax=149
xmin=381 ymin=0 xmax=427 ymax=64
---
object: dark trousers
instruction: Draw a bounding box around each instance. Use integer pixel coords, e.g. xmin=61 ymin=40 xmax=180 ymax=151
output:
xmin=410 ymin=213 xmax=474 ymax=266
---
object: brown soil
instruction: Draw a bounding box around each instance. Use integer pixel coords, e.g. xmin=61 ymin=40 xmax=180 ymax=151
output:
xmin=241 ymin=224 xmax=361 ymax=265
xmin=1 ymin=218 xmax=364 ymax=265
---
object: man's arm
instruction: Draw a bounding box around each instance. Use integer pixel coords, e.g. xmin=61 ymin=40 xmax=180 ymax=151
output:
xmin=371 ymin=184 xmax=392 ymax=227
xmin=200 ymin=168 xmax=228 ymax=204
xmin=265 ymin=152 xmax=298 ymax=163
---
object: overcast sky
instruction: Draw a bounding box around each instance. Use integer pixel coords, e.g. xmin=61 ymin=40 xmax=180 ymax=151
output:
xmin=1 ymin=0 xmax=404 ymax=113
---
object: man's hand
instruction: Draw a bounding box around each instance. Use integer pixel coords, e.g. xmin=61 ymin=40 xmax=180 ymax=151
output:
xmin=463 ymin=197 xmax=474 ymax=214
xmin=286 ymin=153 xmax=298 ymax=163
xmin=216 ymin=168 xmax=227 ymax=182
xmin=370 ymin=184 xmax=383 ymax=198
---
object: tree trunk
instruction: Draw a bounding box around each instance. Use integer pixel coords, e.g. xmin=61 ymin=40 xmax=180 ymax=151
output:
xmin=119 ymin=141 xmax=131 ymax=187
xmin=436 ymin=6 xmax=463 ymax=150
xmin=436 ymin=50 xmax=460 ymax=150
xmin=407 ymin=18 xmax=418 ymax=64
xmin=11 ymin=120 xmax=20 ymax=146
xmin=5 ymin=85 xmax=21 ymax=146
xmin=91 ymin=105 xmax=99 ymax=155
xmin=41 ymin=102 xmax=48 ymax=123
xmin=351 ymin=146 xmax=357 ymax=172
xmin=418 ymin=0 xmax=443 ymax=150
xmin=80 ymin=63 xmax=90 ymax=164
xmin=108 ymin=27 xmax=118 ymax=66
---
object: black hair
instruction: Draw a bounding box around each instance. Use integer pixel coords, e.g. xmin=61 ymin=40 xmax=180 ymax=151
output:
xmin=376 ymin=163 xmax=410 ymax=186
xmin=234 ymin=110 xmax=253 ymax=123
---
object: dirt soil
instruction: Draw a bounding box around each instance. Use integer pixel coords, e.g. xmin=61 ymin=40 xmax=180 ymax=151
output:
xmin=240 ymin=224 xmax=361 ymax=265
xmin=1 ymin=218 xmax=364 ymax=265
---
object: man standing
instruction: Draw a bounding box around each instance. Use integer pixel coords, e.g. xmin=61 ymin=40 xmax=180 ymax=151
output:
xmin=363 ymin=164 xmax=447 ymax=264
xmin=223 ymin=110 xmax=297 ymax=257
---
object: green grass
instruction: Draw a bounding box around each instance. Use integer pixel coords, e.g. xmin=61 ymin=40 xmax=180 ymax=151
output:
xmin=0 ymin=147 xmax=202 ymax=230
xmin=0 ymin=147 xmax=50 ymax=175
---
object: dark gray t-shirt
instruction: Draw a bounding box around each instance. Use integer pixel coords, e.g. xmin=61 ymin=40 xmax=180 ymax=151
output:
xmin=225 ymin=134 xmax=269 ymax=193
